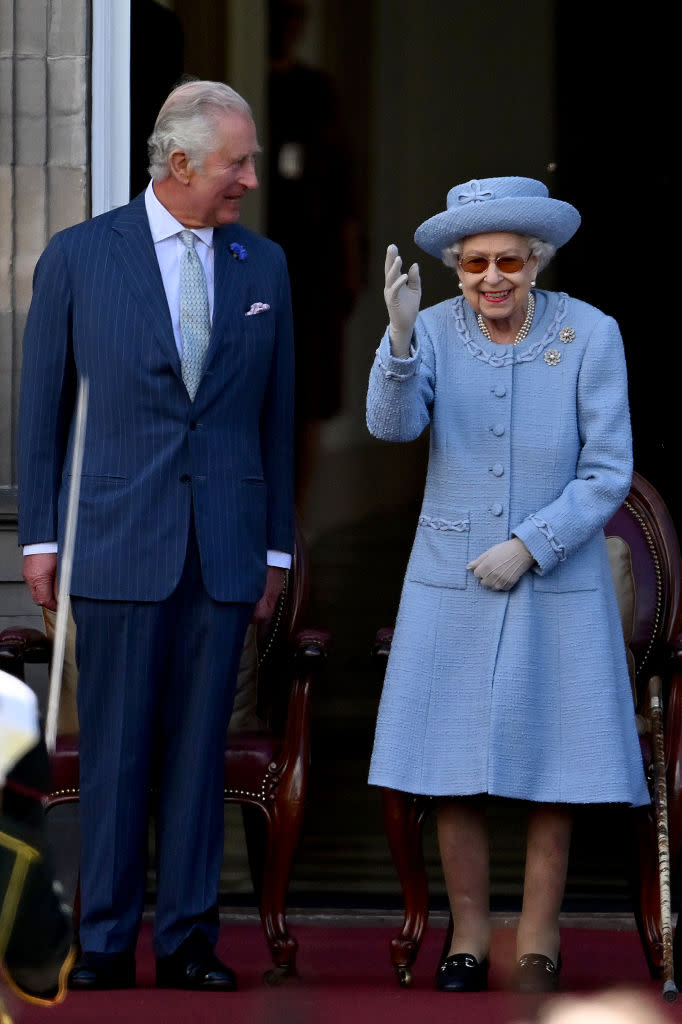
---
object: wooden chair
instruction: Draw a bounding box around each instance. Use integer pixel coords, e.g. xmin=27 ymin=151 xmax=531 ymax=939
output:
xmin=373 ymin=472 xmax=682 ymax=985
xmin=0 ymin=526 xmax=329 ymax=980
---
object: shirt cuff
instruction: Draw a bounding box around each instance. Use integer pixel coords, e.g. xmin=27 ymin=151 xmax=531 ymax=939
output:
xmin=267 ymin=549 xmax=292 ymax=570
xmin=23 ymin=542 xmax=58 ymax=556
xmin=23 ymin=543 xmax=293 ymax=571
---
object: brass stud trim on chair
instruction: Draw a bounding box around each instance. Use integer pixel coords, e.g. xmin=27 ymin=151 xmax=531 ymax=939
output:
xmin=624 ymin=499 xmax=663 ymax=678
xmin=44 ymin=788 xmax=79 ymax=801
xmin=224 ymin=785 xmax=268 ymax=801
xmin=257 ymin=573 xmax=289 ymax=669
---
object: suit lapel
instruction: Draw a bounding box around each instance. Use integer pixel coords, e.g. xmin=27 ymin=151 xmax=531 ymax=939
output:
xmin=110 ymin=195 xmax=181 ymax=375
xmin=211 ymin=227 xmax=245 ymax=334
xmin=204 ymin=226 xmax=250 ymax=371
xmin=108 ymin=203 xmax=257 ymax=387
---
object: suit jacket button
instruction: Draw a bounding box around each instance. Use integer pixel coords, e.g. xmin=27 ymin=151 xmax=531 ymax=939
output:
xmin=180 ymin=473 xmax=191 ymax=483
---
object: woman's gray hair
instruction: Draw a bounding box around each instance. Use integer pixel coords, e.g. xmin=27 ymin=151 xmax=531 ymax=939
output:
xmin=442 ymin=236 xmax=556 ymax=273
xmin=147 ymin=80 xmax=253 ymax=181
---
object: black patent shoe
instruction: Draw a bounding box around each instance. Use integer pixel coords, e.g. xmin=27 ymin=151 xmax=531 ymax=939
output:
xmin=435 ymin=953 xmax=489 ymax=992
xmin=68 ymin=951 xmax=136 ymax=990
xmin=514 ymin=952 xmax=561 ymax=993
xmin=156 ymin=931 xmax=237 ymax=991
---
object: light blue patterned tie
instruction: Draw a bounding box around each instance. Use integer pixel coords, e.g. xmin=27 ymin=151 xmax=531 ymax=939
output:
xmin=179 ymin=229 xmax=210 ymax=400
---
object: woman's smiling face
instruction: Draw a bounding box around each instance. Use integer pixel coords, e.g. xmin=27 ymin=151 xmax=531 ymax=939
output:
xmin=456 ymin=232 xmax=538 ymax=332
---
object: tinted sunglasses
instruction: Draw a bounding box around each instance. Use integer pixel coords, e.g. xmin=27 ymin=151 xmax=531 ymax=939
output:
xmin=458 ymin=253 xmax=531 ymax=274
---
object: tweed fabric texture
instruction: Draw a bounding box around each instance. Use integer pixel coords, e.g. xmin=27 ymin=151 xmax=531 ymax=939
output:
xmin=178 ymin=230 xmax=211 ymax=400
xmin=366 ymin=289 xmax=649 ymax=806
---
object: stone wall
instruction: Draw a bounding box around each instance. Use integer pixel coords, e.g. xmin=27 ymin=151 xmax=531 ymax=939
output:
xmin=0 ymin=0 xmax=90 ymax=628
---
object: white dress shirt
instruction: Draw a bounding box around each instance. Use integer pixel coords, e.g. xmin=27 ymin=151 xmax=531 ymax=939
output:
xmin=24 ymin=181 xmax=291 ymax=572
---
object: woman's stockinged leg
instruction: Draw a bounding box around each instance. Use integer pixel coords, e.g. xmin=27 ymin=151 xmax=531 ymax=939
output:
xmin=437 ymin=797 xmax=491 ymax=961
xmin=517 ymin=803 xmax=573 ymax=961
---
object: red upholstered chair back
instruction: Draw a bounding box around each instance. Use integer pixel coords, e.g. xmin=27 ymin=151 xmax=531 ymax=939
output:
xmin=604 ymin=472 xmax=682 ymax=712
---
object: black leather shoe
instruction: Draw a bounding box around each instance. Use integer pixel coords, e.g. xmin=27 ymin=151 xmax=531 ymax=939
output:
xmin=435 ymin=953 xmax=489 ymax=992
xmin=156 ymin=932 xmax=237 ymax=991
xmin=68 ymin=951 xmax=136 ymax=990
xmin=514 ymin=952 xmax=561 ymax=993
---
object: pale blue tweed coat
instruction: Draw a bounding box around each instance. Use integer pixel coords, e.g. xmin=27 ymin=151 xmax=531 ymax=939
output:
xmin=367 ymin=289 xmax=649 ymax=806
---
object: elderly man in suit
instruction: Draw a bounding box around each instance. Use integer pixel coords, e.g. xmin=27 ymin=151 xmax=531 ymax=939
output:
xmin=17 ymin=80 xmax=295 ymax=992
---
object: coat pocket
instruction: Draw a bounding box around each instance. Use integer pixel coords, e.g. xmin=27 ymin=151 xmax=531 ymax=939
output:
xmin=407 ymin=510 xmax=470 ymax=589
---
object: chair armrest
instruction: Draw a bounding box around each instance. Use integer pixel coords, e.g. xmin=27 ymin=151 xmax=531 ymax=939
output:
xmin=293 ymin=628 xmax=330 ymax=667
xmin=373 ymin=626 xmax=395 ymax=660
xmin=274 ymin=629 xmax=330 ymax=767
xmin=0 ymin=628 xmax=51 ymax=678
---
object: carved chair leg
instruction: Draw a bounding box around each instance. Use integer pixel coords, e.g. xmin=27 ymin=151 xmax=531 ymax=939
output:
xmin=381 ymin=787 xmax=430 ymax=986
xmin=253 ymin=804 xmax=300 ymax=980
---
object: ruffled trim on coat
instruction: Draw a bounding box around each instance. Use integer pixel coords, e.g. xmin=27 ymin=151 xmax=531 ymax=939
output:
xmin=450 ymin=291 xmax=569 ymax=366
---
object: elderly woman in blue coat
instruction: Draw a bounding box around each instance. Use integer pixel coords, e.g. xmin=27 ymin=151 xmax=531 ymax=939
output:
xmin=367 ymin=177 xmax=649 ymax=993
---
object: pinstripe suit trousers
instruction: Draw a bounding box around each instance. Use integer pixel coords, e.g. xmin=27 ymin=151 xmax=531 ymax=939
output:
xmin=71 ymin=519 xmax=252 ymax=957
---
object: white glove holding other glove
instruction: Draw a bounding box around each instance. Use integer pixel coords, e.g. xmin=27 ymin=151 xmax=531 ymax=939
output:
xmin=383 ymin=243 xmax=421 ymax=358
xmin=467 ymin=538 xmax=535 ymax=591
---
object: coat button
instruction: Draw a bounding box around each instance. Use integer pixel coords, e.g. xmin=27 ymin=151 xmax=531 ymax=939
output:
xmin=490 ymin=463 xmax=504 ymax=477
xmin=180 ymin=473 xmax=191 ymax=483
xmin=489 ymin=503 xmax=504 ymax=516
xmin=490 ymin=424 xmax=505 ymax=436
xmin=492 ymin=385 xmax=507 ymax=397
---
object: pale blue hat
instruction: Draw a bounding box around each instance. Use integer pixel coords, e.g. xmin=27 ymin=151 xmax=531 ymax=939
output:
xmin=414 ymin=176 xmax=581 ymax=258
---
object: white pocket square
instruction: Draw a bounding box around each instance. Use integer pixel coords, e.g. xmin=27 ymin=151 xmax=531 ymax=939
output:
xmin=245 ymin=302 xmax=271 ymax=317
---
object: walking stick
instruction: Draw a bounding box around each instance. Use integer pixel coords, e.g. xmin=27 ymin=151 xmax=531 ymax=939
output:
xmin=44 ymin=378 xmax=89 ymax=755
xmin=648 ymin=674 xmax=679 ymax=1001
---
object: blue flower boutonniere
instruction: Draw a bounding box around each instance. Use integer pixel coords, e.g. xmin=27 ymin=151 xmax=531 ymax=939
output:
xmin=230 ymin=242 xmax=248 ymax=261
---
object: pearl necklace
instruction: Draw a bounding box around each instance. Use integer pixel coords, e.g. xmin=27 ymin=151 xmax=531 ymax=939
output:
xmin=477 ymin=291 xmax=535 ymax=346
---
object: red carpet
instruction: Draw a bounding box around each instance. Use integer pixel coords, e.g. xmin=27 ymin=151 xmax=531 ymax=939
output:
xmin=6 ymin=921 xmax=682 ymax=1024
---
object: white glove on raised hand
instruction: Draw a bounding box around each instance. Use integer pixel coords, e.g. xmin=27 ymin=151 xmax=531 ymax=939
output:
xmin=383 ymin=243 xmax=421 ymax=358
xmin=467 ymin=538 xmax=535 ymax=591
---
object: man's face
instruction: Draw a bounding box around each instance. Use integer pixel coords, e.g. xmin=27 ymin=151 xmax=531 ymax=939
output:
xmin=184 ymin=112 xmax=259 ymax=227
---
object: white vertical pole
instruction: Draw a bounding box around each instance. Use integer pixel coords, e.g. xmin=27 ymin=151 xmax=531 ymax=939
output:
xmin=91 ymin=0 xmax=131 ymax=215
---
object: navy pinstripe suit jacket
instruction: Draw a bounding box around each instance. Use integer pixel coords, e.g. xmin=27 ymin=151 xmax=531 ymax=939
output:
xmin=17 ymin=192 xmax=295 ymax=603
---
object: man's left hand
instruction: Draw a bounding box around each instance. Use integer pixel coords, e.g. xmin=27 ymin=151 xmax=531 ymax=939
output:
xmin=252 ymin=566 xmax=287 ymax=624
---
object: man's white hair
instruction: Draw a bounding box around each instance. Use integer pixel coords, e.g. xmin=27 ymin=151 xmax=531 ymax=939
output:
xmin=147 ymin=80 xmax=253 ymax=181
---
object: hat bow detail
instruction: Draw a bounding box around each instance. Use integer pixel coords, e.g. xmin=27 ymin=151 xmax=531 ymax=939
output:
xmin=457 ymin=181 xmax=494 ymax=204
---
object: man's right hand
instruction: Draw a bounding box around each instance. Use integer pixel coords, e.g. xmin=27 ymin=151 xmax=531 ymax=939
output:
xmin=23 ymin=553 xmax=58 ymax=610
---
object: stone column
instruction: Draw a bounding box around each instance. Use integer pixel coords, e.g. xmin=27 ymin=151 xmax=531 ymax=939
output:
xmin=0 ymin=0 xmax=89 ymax=624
